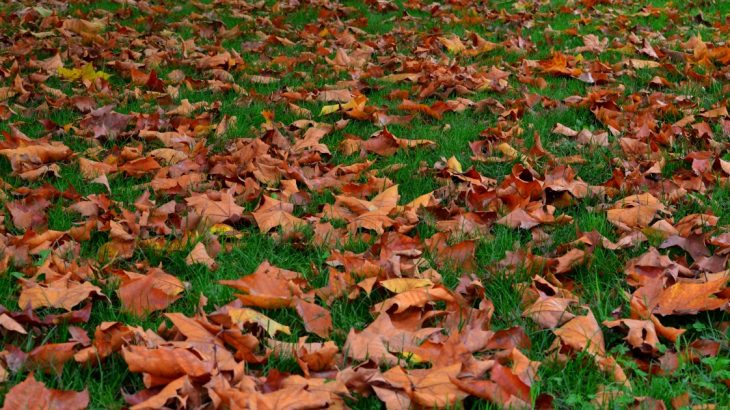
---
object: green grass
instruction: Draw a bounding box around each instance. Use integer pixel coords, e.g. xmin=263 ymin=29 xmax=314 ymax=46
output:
xmin=1 ymin=0 xmax=729 ymax=408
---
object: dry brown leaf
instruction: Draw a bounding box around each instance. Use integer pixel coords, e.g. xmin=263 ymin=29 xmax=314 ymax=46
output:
xmin=19 ymin=277 xmax=103 ymax=311
xmin=607 ymin=193 xmax=667 ymax=231
xmin=228 ymin=307 xmax=291 ymax=336
xmin=252 ymin=196 xmax=305 ymax=233
xmin=1 ymin=373 xmax=89 ymax=410
xmin=294 ymin=298 xmax=333 ymax=338
xmin=185 ymin=242 xmax=217 ymax=270
xmin=554 ymin=310 xmax=606 ymax=356
xmin=117 ymin=268 xmax=185 ymax=317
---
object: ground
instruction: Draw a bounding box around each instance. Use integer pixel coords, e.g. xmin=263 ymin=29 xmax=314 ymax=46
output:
xmin=0 ymin=0 xmax=729 ymax=409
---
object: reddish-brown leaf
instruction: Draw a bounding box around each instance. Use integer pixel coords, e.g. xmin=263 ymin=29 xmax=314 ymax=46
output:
xmin=1 ymin=373 xmax=89 ymax=410
xmin=294 ymin=298 xmax=333 ymax=338
xmin=117 ymin=268 xmax=185 ymax=317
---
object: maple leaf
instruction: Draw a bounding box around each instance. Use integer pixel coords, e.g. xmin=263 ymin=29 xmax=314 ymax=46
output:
xmin=607 ymin=193 xmax=668 ymax=231
xmin=0 ymin=313 xmax=27 ymax=334
xmin=575 ymin=34 xmax=608 ymax=53
xmin=554 ymin=310 xmax=606 ymax=357
xmin=252 ymin=196 xmax=305 ymax=233
xmin=0 ymin=132 xmax=72 ymax=177
xmin=290 ymin=123 xmax=332 ymax=154
xmin=256 ymin=385 xmax=335 ymax=410
xmin=127 ymin=376 xmax=192 ymax=410
xmin=328 ymin=185 xmax=400 ymax=234
xmin=408 ymin=364 xmax=469 ymax=407
xmin=79 ymin=105 xmax=131 ymax=139
xmin=523 ymin=296 xmax=576 ymax=329
xmin=118 ymin=156 xmax=161 ymax=177
xmin=219 ymin=261 xmax=304 ymax=309
xmin=380 ymin=278 xmax=434 ymax=293
xmin=58 ymin=63 xmax=110 ymax=83
xmin=439 ymin=35 xmax=467 ymax=54
xmin=34 ymin=54 xmax=64 ymax=73
xmin=425 ymin=233 xmax=476 ymax=273
xmin=343 ymin=327 xmax=400 ymax=366
xmin=319 ymin=94 xmax=367 ymax=116
xmin=372 ymin=285 xmax=457 ymax=314
xmin=19 ymin=276 xmax=104 ymax=311
xmin=603 ymin=319 xmax=660 ymax=354
xmin=398 ymin=99 xmax=448 ymax=120
xmin=116 ymin=268 xmax=185 ymax=317
xmin=186 ymin=191 xmax=244 ymax=226
xmin=185 ymin=242 xmax=218 ymax=270
xmin=28 ymin=342 xmax=78 ymax=374
xmin=78 ymin=157 xmax=117 ymax=178
xmin=1 ymin=373 xmax=89 ymax=410
xmin=74 ymin=322 xmax=136 ymax=364
xmin=539 ymin=52 xmax=582 ymax=77
xmin=294 ymin=298 xmax=333 ymax=338
xmin=6 ymin=196 xmax=51 ymax=230
xmin=554 ymin=248 xmax=589 ymax=274
xmin=122 ymin=345 xmax=214 ymax=379
xmin=62 ymin=17 xmax=105 ymax=35
xmin=632 ymin=272 xmax=729 ymax=316
xmin=228 ymin=307 xmax=291 ymax=336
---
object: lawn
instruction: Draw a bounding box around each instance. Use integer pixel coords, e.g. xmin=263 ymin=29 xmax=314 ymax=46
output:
xmin=0 ymin=0 xmax=729 ymax=408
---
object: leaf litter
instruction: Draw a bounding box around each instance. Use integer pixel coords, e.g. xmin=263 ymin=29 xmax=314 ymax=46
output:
xmin=0 ymin=0 xmax=730 ymax=408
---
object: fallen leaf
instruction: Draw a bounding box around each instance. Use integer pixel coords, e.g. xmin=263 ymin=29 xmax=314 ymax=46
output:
xmin=294 ymin=298 xmax=333 ymax=338
xmin=19 ymin=277 xmax=103 ymax=311
xmin=117 ymin=268 xmax=185 ymax=317
xmin=554 ymin=311 xmax=606 ymax=356
xmin=1 ymin=373 xmax=89 ymax=410
xmin=185 ymin=242 xmax=217 ymax=270
xmin=228 ymin=307 xmax=291 ymax=336
xmin=252 ymin=196 xmax=305 ymax=233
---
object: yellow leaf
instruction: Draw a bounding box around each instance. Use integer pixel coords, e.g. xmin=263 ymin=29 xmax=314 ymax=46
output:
xmin=611 ymin=44 xmax=635 ymax=54
xmin=228 ymin=307 xmax=291 ymax=336
xmin=58 ymin=66 xmax=82 ymax=81
xmin=628 ymin=59 xmax=661 ymax=69
xmin=58 ymin=63 xmax=110 ymax=82
xmin=400 ymin=351 xmax=426 ymax=364
xmin=381 ymin=278 xmax=434 ymax=293
xmin=495 ymin=142 xmax=528 ymax=164
xmin=80 ymin=63 xmax=110 ymax=81
xmin=209 ymin=223 xmax=242 ymax=238
xmin=447 ymin=156 xmax=462 ymax=173
xmin=469 ymin=42 xmax=499 ymax=55
xmin=319 ymin=95 xmax=367 ymax=116
xmin=438 ymin=36 xmax=466 ymax=54
xmin=404 ymin=192 xmax=437 ymax=209
xmin=319 ymin=103 xmax=342 ymax=116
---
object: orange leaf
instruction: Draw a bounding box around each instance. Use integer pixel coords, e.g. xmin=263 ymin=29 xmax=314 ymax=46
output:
xmin=252 ymin=196 xmax=305 ymax=233
xmin=28 ymin=342 xmax=77 ymax=374
xmin=117 ymin=268 xmax=185 ymax=317
xmin=1 ymin=373 xmax=89 ymax=410
xmin=294 ymin=298 xmax=333 ymax=338
xmin=19 ymin=277 xmax=104 ymax=311
xmin=122 ymin=345 xmax=213 ymax=380
xmin=185 ymin=242 xmax=217 ymax=270
xmin=554 ymin=311 xmax=606 ymax=356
